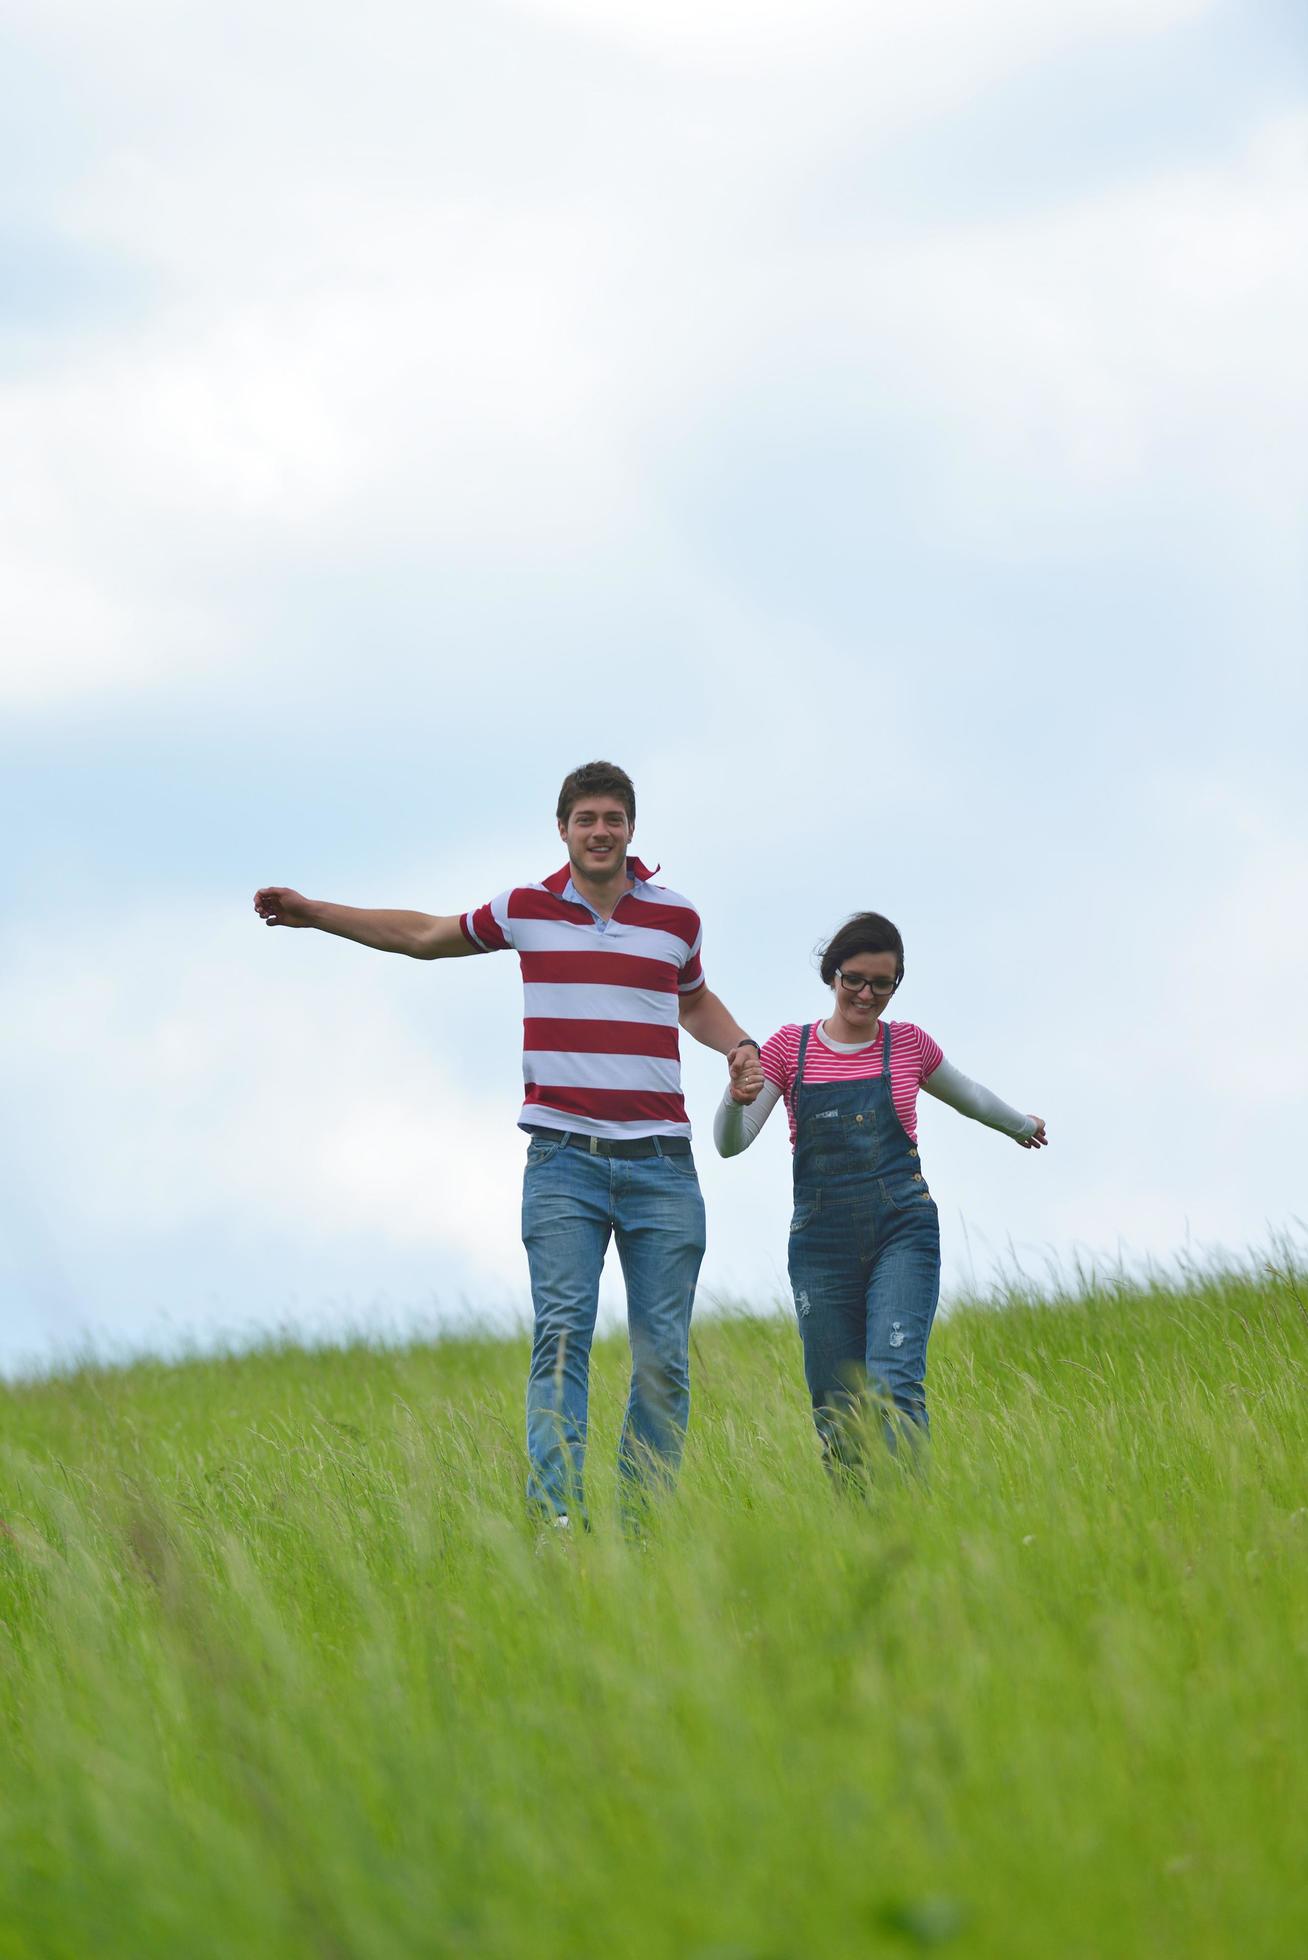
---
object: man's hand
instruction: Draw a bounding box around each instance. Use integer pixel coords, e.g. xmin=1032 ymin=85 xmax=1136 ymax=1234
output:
xmin=728 ymin=1042 xmax=765 ymax=1105
xmin=254 ymin=887 xmax=315 ymax=928
xmin=1016 ymin=1116 xmax=1048 ymax=1150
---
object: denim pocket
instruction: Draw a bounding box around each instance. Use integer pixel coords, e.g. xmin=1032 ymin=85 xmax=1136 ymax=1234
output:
xmin=660 ymin=1150 xmax=699 ymax=1179
xmin=789 ymin=1201 xmax=818 ymax=1235
xmin=880 ymin=1175 xmax=932 ymax=1214
xmin=525 ymin=1137 xmax=564 ymax=1167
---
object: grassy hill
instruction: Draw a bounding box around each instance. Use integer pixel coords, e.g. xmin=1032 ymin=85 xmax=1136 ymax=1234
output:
xmin=2 ymin=1259 xmax=1305 ymax=1958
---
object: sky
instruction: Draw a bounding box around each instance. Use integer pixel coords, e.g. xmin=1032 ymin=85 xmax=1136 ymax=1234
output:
xmin=1 ymin=0 xmax=1305 ymax=1374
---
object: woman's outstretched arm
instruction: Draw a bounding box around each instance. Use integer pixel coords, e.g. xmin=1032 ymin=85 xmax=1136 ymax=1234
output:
xmin=922 ymin=1061 xmax=1046 ymax=1147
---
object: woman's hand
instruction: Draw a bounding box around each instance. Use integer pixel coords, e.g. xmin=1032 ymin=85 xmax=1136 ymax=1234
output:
xmin=1015 ymin=1116 xmax=1047 ymax=1149
xmin=728 ymin=1045 xmax=765 ymax=1105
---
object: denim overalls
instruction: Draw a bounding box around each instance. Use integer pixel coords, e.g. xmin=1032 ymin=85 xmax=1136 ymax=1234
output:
xmin=787 ymin=1021 xmax=941 ymax=1463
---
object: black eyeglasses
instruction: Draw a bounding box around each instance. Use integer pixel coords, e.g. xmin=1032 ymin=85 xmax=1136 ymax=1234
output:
xmin=835 ymin=969 xmax=900 ymax=998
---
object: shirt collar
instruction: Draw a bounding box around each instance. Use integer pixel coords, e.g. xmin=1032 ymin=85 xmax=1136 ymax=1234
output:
xmin=542 ymin=855 xmax=659 ymax=897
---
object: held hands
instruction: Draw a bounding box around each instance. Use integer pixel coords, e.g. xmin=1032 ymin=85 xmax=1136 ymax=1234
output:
xmin=254 ymin=887 xmax=313 ymax=928
xmin=1015 ymin=1116 xmax=1048 ymax=1150
xmin=727 ymin=1042 xmax=765 ymax=1106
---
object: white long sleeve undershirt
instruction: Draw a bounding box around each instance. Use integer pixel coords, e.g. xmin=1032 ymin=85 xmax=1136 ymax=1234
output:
xmin=713 ymin=1036 xmax=1036 ymax=1158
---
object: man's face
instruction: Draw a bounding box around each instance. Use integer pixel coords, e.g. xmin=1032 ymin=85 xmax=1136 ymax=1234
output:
xmin=559 ymin=796 xmax=633 ymax=882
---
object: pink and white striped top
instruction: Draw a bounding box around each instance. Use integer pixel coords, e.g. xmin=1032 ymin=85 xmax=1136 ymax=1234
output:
xmin=760 ymin=1021 xmax=946 ymax=1148
xmin=461 ymin=858 xmax=705 ymax=1138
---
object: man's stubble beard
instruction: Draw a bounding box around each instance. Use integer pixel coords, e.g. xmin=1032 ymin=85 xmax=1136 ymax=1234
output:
xmin=569 ymin=845 xmax=630 ymax=892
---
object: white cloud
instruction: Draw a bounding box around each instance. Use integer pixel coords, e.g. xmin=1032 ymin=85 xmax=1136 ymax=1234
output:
xmin=502 ymin=0 xmax=1213 ymax=84
xmin=1138 ymin=779 xmax=1308 ymax=1103
xmin=0 ymin=559 xmax=181 ymax=707
xmin=0 ymin=906 xmax=528 ymax=1286
xmin=3 ymin=0 xmax=1261 ymax=713
xmin=848 ymin=114 xmax=1308 ymax=523
xmin=2 ymin=0 xmax=1304 ymax=1367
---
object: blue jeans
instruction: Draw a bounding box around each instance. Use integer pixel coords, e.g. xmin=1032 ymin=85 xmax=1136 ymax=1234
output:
xmin=787 ymin=1183 xmax=940 ymax=1467
xmin=521 ymin=1134 xmax=706 ymax=1518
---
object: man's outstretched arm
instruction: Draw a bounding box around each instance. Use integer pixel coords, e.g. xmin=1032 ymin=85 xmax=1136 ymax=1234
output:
xmin=253 ymin=887 xmax=475 ymax=960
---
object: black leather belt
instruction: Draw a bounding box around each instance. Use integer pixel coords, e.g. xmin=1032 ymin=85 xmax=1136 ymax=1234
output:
xmin=524 ymin=1125 xmax=693 ymax=1160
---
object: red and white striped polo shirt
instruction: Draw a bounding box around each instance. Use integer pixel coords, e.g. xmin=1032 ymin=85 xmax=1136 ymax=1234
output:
xmin=460 ymin=858 xmax=705 ymax=1138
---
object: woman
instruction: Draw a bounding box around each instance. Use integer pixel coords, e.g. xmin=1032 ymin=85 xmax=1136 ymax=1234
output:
xmin=717 ymin=912 xmax=1046 ymax=1470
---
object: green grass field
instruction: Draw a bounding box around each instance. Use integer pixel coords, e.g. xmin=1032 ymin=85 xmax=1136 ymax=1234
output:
xmin=2 ymin=1257 xmax=1306 ymax=1958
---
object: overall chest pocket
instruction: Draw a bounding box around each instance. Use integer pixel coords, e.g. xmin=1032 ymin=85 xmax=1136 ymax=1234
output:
xmin=803 ymin=1109 xmax=876 ymax=1174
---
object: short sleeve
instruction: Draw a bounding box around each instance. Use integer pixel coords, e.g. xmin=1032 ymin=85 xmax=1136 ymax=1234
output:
xmin=911 ymin=1025 xmax=944 ymax=1080
xmin=677 ymin=913 xmax=706 ymax=995
xmin=760 ymin=1026 xmax=797 ymax=1094
xmin=460 ymin=891 xmax=515 ymax=954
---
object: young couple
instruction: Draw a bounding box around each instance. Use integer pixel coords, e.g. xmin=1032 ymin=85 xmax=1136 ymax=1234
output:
xmin=254 ymin=760 xmax=1046 ymax=1523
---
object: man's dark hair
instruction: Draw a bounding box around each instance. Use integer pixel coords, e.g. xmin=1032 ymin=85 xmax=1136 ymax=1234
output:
xmin=557 ymin=761 xmax=636 ymax=827
xmin=818 ymin=911 xmax=905 ymax=987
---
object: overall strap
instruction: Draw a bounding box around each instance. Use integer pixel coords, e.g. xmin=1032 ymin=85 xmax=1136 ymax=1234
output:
xmin=881 ymin=1021 xmax=892 ymax=1072
xmin=795 ymin=1022 xmax=814 ymax=1090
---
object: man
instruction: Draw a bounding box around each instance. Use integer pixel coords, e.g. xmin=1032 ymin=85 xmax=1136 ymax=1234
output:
xmin=254 ymin=759 xmax=762 ymax=1526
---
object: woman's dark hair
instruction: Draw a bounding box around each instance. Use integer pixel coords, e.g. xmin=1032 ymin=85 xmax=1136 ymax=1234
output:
xmin=556 ymin=760 xmax=636 ymax=827
xmin=818 ymin=911 xmax=905 ymax=987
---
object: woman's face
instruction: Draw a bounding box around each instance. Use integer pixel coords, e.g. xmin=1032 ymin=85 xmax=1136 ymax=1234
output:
xmin=830 ymin=950 xmax=900 ymax=1030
